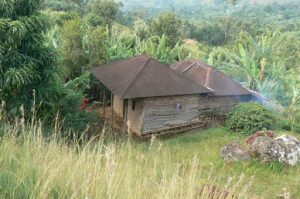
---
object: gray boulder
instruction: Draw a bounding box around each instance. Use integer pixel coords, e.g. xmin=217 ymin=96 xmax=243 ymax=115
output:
xmin=250 ymin=135 xmax=300 ymax=166
xmin=275 ymin=135 xmax=300 ymax=166
xmin=249 ymin=136 xmax=282 ymax=163
xmin=221 ymin=140 xmax=250 ymax=161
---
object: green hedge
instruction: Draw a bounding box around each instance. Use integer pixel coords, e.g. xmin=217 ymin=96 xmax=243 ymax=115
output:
xmin=226 ymin=103 xmax=273 ymax=136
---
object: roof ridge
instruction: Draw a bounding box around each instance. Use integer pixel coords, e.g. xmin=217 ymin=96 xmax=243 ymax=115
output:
xmin=120 ymin=57 xmax=151 ymax=98
xmin=193 ymin=58 xmax=249 ymax=93
xmin=191 ymin=59 xmax=250 ymax=95
xmin=166 ymin=61 xmax=212 ymax=93
xmin=182 ymin=61 xmax=196 ymax=73
xmin=187 ymin=59 xmax=212 ymax=88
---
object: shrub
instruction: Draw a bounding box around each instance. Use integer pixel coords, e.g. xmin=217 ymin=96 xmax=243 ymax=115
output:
xmin=189 ymin=23 xmax=225 ymax=46
xmin=279 ymin=119 xmax=292 ymax=131
xmin=294 ymin=112 xmax=300 ymax=133
xmin=226 ymin=103 xmax=273 ymax=136
xmin=62 ymin=110 xmax=100 ymax=138
xmin=294 ymin=125 xmax=300 ymax=134
xmin=59 ymin=93 xmax=100 ymax=138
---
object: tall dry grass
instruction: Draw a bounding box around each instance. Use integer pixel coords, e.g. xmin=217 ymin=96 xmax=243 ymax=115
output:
xmin=0 ymin=120 xmax=254 ymax=199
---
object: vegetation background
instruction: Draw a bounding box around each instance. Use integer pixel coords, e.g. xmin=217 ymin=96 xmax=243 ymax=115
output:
xmin=1 ymin=0 xmax=299 ymax=131
xmin=0 ymin=0 xmax=300 ymax=198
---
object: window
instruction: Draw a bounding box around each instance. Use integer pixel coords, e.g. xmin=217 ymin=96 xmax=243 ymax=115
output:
xmin=132 ymin=100 xmax=136 ymax=110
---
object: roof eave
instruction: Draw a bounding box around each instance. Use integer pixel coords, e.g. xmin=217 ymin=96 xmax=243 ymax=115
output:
xmin=121 ymin=91 xmax=212 ymax=100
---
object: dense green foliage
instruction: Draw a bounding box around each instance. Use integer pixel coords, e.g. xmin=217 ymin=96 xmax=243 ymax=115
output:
xmin=0 ymin=1 xmax=300 ymax=198
xmin=1 ymin=0 xmax=299 ymax=135
xmin=294 ymin=124 xmax=300 ymax=134
xmin=188 ymin=22 xmax=225 ymax=46
xmin=226 ymin=103 xmax=273 ymax=136
xmin=150 ymin=12 xmax=182 ymax=46
xmin=0 ymin=0 xmax=59 ymax=117
xmin=90 ymin=0 xmax=122 ymax=36
xmin=0 ymin=0 xmax=100 ymax=136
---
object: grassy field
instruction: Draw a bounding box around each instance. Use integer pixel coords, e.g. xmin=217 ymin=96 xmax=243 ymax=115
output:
xmin=0 ymin=123 xmax=299 ymax=199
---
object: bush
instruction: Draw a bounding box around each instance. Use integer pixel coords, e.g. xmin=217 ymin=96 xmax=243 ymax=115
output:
xmin=278 ymin=119 xmax=292 ymax=131
xmin=294 ymin=112 xmax=300 ymax=133
xmin=189 ymin=23 xmax=225 ymax=46
xmin=62 ymin=110 xmax=100 ymax=138
xmin=294 ymin=125 xmax=300 ymax=134
xmin=226 ymin=103 xmax=273 ymax=136
xmin=59 ymin=93 xmax=100 ymax=138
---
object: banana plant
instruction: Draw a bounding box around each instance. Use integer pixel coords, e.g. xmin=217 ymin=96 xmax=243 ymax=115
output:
xmin=209 ymin=30 xmax=288 ymax=96
xmin=108 ymin=34 xmax=190 ymax=64
xmin=285 ymin=71 xmax=300 ymax=129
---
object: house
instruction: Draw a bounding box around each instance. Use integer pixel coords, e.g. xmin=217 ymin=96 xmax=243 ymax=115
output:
xmin=90 ymin=55 xmax=255 ymax=137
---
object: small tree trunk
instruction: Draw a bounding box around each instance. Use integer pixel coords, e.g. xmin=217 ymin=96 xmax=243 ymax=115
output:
xmin=108 ymin=21 xmax=112 ymax=38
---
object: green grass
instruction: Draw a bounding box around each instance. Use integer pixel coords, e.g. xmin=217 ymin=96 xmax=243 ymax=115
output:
xmin=161 ymin=129 xmax=300 ymax=198
xmin=0 ymin=123 xmax=299 ymax=198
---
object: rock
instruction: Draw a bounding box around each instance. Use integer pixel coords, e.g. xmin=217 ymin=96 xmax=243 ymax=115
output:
xmin=221 ymin=140 xmax=250 ymax=161
xmin=246 ymin=130 xmax=275 ymax=145
xmin=275 ymin=135 xmax=300 ymax=166
xmin=250 ymin=135 xmax=300 ymax=166
xmin=249 ymin=136 xmax=282 ymax=163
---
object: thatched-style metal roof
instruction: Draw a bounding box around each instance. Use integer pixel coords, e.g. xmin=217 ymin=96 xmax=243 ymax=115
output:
xmin=171 ymin=59 xmax=251 ymax=96
xmin=90 ymin=55 xmax=212 ymax=99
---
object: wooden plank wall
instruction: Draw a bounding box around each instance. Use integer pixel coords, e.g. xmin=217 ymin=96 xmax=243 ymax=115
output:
xmin=142 ymin=95 xmax=248 ymax=134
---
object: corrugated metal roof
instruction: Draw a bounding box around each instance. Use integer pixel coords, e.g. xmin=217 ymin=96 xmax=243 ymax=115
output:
xmin=171 ymin=59 xmax=251 ymax=96
xmin=90 ymin=55 xmax=212 ymax=99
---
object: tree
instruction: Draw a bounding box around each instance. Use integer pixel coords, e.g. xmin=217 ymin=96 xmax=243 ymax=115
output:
xmin=208 ymin=30 xmax=291 ymax=104
xmin=188 ymin=22 xmax=225 ymax=46
xmin=83 ymin=26 xmax=109 ymax=66
xmin=108 ymin=34 xmax=190 ymax=64
xmin=132 ymin=18 xmax=148 ymax=41
xmin=0 ymin=0 xmax=60 ymax=117
xmin=150 ymin=12 xmax=182 ymax=47
xmin=40 ymin=0 xmax=84 ymax=12
xmin=285 ymin=71 xmax=300 ymax=130
xmin=60 ymin=18 xmax=87 ymax=80
xmin=223 ymin=0 xmax=238 ymax=42
xmin=90 ymin=0 xmax=122 ymax=37
xmin=85 ymin=13 xmax=104 ymax=27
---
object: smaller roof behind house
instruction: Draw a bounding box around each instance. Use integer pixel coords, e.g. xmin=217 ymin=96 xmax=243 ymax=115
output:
xmin=171 ymin=59 xmax=251 ymax=96
xmin=90 ymin=55 xmax=212 ymax=99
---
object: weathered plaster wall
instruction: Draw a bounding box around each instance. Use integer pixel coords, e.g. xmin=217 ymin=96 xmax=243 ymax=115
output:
xmin=113 ymin=95 xmax=124 ymax=117
xmin=127 ymin=99 xmax=144 ymax=134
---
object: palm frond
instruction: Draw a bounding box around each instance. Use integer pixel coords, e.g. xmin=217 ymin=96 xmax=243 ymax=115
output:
xmin=3 ymin=65 xmax=39 ymax=89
